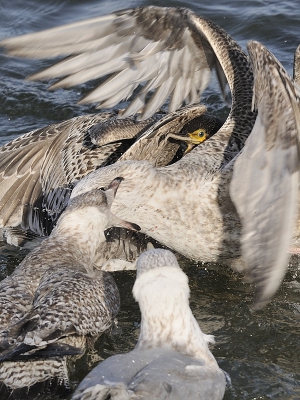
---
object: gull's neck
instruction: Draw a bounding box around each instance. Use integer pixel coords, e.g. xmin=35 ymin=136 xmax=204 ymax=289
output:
xmin=38 ymin=206 xmax=108 ymax=269
xmin=133 ymin=267 xmax=218 ymax=367
xmin=188 ymin=14 xmax=256 ymax=169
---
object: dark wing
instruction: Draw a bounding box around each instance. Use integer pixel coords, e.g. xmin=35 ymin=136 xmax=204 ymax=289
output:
xmin=119 ymin=104 xmax=208 ymax=166
xmin=0 ymin=6 xmax=227 ymax=119
xmin=230 ymin=41 xmax=300 ymax=308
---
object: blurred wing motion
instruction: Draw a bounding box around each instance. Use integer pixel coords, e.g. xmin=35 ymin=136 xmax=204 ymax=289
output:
xmin=0 ymin=6 xmax=227 ymax=120
xmin=230 ymin=41 xmax=300 ymax=308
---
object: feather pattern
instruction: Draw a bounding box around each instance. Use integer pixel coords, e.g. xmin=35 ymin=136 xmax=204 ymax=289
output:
xmin=0 ymin=7 xmax=227 ymax=118
xmin=0 ymin=105 xmax=220 ymax=238
xmin=0 ymin=180 xmax=140 ymax=363
xmin=72 ymin=249 xmax=226 ymax=400
xmin=1 ymin=6 xmax=300 ymax=305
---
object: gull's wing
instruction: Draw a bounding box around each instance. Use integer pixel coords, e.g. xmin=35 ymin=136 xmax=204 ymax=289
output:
xmin=0 ymin=115 xmax=108 ymax=236
xmin=39 ymin=113 xmax=158 ymax=234
xmin=230 ymin=41 xmax=300 ymax=308
xmin=0 ymin=268 xmax=120 ymax=362
xmin=0 ymin=6 xmax=227 ymax=120
xmin=293 ymin=44 xmax=300 ymax=84
xmin=0 ymin=112 xmax=159 ymax=236
xmin=0 ymin=122 xmax=69 ymax=234
xmin=126 ymin=355 xmax=225 ymax=400
xmin=0 ymin=358 xmax=70 ymax=396
xmin=72 ymin=348 xmax=225 ymax=400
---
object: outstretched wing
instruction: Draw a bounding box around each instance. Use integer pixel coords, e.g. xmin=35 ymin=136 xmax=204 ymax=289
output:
xmin=0 ymin=112 xmax=158 ymax=236
xmin=0 ymin=122 xmax=68 ymax=233
xmin=230 ymin=41 xmax=300 ymax=308
xmin=0 ymin=114 xmax=109 ymax=235
xmin=0 ymin=6 xmax=227 ymax=119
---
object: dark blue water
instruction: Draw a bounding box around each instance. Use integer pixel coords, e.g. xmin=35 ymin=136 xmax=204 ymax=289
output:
xmin=0 ymin=1 xmax=299 ymax=399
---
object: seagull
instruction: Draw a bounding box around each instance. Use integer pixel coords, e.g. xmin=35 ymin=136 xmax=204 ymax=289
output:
xmin=0 ymin=177 xmax=140 ymax=396
xmin=72 ymin=248 xmax=226 ymax=400
xmin=0 ymin=177 xmax=139 ymax=362
xmin=1 ymin=6 xmax=300 ymax=306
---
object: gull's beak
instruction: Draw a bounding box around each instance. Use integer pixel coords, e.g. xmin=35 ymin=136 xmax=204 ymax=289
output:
xmin=146 ymin=242 xmax=155 ymax=251
xmin=165 ymin=133 xmax=194 ymax=143
xmin=107 ymin=176 xmax=124 ymax=196
xmin=104 ymin=177 xmax=124 ymax=207
xmin=106 ymin=177 xmax=141 ymax=232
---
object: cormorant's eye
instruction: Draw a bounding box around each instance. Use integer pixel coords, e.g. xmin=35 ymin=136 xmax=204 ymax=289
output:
xmin=198 ymin=130 xmax=205 ymax=138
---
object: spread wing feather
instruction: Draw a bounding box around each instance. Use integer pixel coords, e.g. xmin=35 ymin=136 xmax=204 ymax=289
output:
xmin=230 ymin=41 xmax=300 ymax=308
xmin=0 ymin=7 xmax=227 ymax=119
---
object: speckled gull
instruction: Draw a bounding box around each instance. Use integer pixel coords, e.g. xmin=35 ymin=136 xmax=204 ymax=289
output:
xmin=1 ymin=6 xmax=300 ymax=306
xmin=70 ymin=39 xmax=300 ymax=308
xmin=0 ymin=177 xmax=140 ymax=366
xmin=72 ymin=248 xmax=226 ymax=400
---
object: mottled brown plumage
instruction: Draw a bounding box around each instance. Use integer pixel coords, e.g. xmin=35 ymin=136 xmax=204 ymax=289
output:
xmin=0 ymin=178 xmax=139 ymax=362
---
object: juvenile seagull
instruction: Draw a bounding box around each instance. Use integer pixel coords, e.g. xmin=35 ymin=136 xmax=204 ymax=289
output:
xmin=0 ymin=177 xmax=140 ymax=361
xmin=70 ymin=40 xmax=300 ymax=308
xmin=72 ymin=249 xmax=226 ymax=400
xmin=1 ymin=6 xmax=300 ymax=306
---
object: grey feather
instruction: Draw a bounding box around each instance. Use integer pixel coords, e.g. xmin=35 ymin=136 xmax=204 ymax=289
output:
xmin=0 ymin=7 xmax=225 ymax=117
xmin=230 ymin=41 xmax=300 ymax=308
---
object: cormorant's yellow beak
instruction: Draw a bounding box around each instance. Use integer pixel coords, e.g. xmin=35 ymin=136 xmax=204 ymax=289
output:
xmin=165 ymin=128 xmax=209 ymax=155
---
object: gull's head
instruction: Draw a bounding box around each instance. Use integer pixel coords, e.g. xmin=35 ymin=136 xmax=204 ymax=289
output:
xmin=133 ymin=249 xmax=189 ymax=318
xmin=136 ymin=248 xmax=180 ymax=277
xmin=55 ymin=177 xmax=140 ymax=241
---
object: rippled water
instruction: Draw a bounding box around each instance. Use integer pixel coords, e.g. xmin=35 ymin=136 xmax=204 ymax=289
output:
xmin=0 ymin=0 xmax=299 ymax=399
